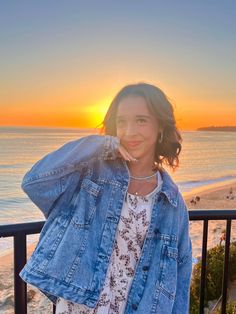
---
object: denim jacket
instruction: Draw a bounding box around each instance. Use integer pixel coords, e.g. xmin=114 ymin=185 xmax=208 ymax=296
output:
xmin=19 ymin=134 xmax=192 ymax=313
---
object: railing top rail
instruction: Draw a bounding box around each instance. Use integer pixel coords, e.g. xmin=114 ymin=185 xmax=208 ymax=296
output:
xmin=189 ymin=209 xmax=236 ymax=220
xmin=0 ymin=221 xmax=44 ymax=237
xmin=1 ymin=209 xmax=236 ymax=237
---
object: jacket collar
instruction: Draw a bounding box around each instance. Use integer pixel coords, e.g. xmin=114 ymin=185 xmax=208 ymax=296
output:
xmin=116 ymin=159 xmax=179 ymax=208
xmin=159 ymin=168 xmax=179 ymax=207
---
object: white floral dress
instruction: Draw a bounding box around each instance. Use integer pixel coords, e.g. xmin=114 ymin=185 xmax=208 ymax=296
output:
xmin=56 ymin=171 xmax=163 ymax=314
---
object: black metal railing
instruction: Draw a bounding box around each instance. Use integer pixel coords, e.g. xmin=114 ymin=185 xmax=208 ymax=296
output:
xmin=190 ymin=210 xmax=236 ymax=314
xmin=1 ymin=209 xmax=236 ymax=314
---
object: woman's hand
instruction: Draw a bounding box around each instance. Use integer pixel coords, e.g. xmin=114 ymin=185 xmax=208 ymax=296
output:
xmin=117 ymin=142 xmax=138 ymax=162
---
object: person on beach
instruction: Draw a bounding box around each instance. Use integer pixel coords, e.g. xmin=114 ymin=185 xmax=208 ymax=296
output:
xmin=19 ymin=82 xmax=192 ymax=313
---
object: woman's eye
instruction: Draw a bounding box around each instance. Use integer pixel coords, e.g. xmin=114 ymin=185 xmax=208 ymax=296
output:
xmin=116 ymin=120 xmax=125 ymax=126
xmin=137 ymin=118 xmax=147 ymax=124
xmin=116 ymin=118 xmax=147 ymax=127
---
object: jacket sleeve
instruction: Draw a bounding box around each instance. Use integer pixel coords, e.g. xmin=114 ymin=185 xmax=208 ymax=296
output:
xmin=172 ymin=199 xmax=193 ymax=314
xmin=21 ymin=134 xmax=120 ymax=220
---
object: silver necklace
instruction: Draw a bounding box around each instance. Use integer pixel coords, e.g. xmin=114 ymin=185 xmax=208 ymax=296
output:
xmin=130 ymin=171 xmax=158 ymax=180
xmin=129 ymin=170 xmax=159 ymax=196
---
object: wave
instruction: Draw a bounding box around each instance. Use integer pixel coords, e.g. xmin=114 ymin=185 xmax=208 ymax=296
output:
xmin=177 ymin=175 xmax=236 ymax=193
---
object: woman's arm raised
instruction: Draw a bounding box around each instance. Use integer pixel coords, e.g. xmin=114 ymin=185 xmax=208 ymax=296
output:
xmin=21 ymin=135 xmax=120 ymax=219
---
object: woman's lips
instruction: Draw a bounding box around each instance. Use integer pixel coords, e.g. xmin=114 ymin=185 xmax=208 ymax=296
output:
xmin=126 ymin=141 xmax=142 ymax=147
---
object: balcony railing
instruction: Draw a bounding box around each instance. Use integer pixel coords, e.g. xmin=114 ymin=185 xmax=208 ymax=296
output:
xmin=1 ymin=209 xmax=236 ymax=314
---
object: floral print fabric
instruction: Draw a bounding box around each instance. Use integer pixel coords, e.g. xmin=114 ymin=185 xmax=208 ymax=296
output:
xmin=56 ymin=172 xmax=163 ymax=314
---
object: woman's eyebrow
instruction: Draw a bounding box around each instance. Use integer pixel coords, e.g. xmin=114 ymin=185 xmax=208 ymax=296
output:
xmin=116 ymin=115 xmax=151 ymax=119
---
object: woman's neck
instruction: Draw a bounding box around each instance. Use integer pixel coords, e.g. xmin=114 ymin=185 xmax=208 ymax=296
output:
xmin=127 ymin=157 xmax=157 ymax=176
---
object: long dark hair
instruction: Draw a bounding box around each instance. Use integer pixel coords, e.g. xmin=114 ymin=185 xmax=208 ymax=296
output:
xmin=97 ymin=82 xmax=182 ymax=172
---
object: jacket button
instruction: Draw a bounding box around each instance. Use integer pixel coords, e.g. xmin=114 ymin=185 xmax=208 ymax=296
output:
xmin=132 ymin=303 xmax=138 ymax=310
xmin=154 ymin=228 xmax=159 ymax=235
xmin=142 ymin=265 xmax=150 ymax=271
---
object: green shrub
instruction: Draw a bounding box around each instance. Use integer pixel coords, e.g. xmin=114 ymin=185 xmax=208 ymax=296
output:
xmin=190 ymin=241 xmax=236 ymax=312
xmin=215 ymin=300 xmax=236 ymax=313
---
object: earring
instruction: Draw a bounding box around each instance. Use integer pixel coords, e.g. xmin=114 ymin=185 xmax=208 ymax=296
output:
xmin=158 ymin=132 xmax=163 ymax=143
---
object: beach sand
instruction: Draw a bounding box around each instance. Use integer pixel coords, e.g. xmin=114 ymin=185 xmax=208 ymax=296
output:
xmin=183 ymin=179 xmax=236 ymax=210
xmin=1 ymin=181 xmax=236 ymax=313
xmin=183 ymin=180 xmax=236 ymax=259
xmin=0 ymin=242 xmax=53 ymax=314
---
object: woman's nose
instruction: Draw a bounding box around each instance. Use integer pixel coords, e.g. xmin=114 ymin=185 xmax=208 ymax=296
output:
xmin=125 ymin=123 xmax=137 ymax=136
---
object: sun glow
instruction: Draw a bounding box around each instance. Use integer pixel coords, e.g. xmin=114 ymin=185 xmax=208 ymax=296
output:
xmin=87 ymin=97 xmax=112 ymax=127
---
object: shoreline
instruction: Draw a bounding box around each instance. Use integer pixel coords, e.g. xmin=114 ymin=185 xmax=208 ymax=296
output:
xmin=182 ymin=178 xmax=236 ymax=200
xmin=182 ymin=180 xmax=236 ymax=261
xmin=183 ymin=179 xmax=236 ymax=210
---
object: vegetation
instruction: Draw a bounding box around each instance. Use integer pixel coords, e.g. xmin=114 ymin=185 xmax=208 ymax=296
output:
xmin=215 ymin=300 xmax=236 ymax=314
xmin=190 ymin=241 xmax=236 ymax=313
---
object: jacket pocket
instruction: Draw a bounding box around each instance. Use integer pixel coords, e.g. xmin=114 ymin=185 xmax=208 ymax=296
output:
xmin=71 ymin=178 xmax=101 ymax=228
xmin=159 ymin=244 xmax=178 ymax=299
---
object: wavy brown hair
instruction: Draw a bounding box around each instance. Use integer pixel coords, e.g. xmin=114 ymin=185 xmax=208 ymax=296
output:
xmin=97 ymin=82 xmax=182 ymax=172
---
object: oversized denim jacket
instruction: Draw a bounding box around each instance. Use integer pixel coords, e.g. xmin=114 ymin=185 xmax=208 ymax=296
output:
xmin=19 ymin=135 xmax=192 ymax=314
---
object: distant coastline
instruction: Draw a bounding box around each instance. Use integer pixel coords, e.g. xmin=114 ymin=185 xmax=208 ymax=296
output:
xmin=197 ymin=126 xmax=236 ymax=132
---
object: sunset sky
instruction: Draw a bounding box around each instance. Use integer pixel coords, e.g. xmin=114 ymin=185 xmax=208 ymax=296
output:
xmin=1 ymin=1 xmax=236 ymax=130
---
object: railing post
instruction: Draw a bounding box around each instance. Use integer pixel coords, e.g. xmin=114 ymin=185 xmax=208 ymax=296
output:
xmin=221 ymin=219 xmax=231 ymax=314
xmin=199 ymin=219 xmax=208 ymax=313
xmin=14 ymin=232 xmax=27 ymax=314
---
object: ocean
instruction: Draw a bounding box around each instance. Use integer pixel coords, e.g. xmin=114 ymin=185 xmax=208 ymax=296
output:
xmin=1 ymin=126 xmax=236 ymax=255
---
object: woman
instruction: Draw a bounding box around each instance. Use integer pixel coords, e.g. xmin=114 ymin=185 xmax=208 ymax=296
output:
xmin=19 ymin=82 xmax=192 ymax=313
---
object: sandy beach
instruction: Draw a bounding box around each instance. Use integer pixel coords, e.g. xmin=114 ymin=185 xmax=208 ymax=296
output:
xmin=1 ymin=181 xmax=236 ymax=313
xmin=183 ymin=180 xmax=236 ymax=259
xmin=0 ymin=242 xmax=53 ymax=314
xmin=183 ymin=179 xmax=236 ymax=210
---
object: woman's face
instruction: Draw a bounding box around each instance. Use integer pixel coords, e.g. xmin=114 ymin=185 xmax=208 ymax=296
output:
xmin=116 ymin=95 xmax=160 ymax=161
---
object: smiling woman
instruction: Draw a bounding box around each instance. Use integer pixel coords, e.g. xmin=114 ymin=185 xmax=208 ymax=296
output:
xmin=19 ymin=82 xmax=192 ymax=314
xmin=100 ymin=82 xmax=183 ymax=173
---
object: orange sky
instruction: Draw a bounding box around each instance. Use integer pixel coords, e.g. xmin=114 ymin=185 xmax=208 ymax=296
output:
xmin=1 ymin=2 xmax=236 ymax=131
xmin=1 ymin=80 xmax=235 ymax=131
